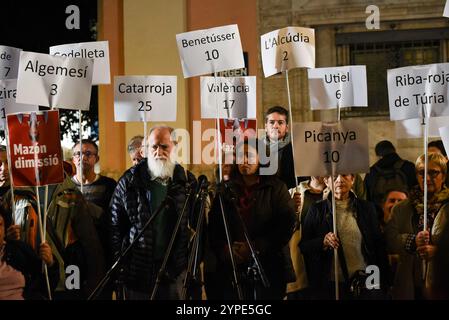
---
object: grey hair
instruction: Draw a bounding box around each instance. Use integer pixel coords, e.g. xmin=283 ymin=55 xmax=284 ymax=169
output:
xmin=127 ymin=135 xmax=144 ymax=153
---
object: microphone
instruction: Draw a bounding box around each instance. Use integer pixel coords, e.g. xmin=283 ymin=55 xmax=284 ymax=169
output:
xmin=197 ymin=175 xmax=209 ymax=187
xmin=194 ymin=175 xmax=209 ymax=200
xmin=185 ymin=179 xmax=196 ymax=194
xmin=189 ymin=175 xmax=208 ymax=204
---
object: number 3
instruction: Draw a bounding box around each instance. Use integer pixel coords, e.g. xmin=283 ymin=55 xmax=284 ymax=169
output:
xmin=50 ymin=84 xmax=58 ymax=96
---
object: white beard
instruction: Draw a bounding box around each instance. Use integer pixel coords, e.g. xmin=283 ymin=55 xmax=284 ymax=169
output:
xmin=147 ymin=156 xmax=175 ymax=180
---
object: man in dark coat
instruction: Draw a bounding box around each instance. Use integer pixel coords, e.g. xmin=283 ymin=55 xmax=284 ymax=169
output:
xmin=263 ymin=106 xmax=297 ymax=189
xmin=364 ymin=140 xmax=417 ymax=210
xmin=110 ymin=126 xmax=196 ymax=300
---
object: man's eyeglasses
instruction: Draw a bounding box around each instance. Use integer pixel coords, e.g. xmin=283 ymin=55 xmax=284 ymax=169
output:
xmin=73 ymin=151 xmax=97 ymax=158
xmin=417 ymin=169 xmax=441 ymax=178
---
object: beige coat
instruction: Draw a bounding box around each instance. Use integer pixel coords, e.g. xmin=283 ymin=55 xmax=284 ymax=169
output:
xmin=287 ymin=181 xmax=310 ymax=293
xmin=286 ymin=174 xmax=365 ymax=293
xmin=385 ymin=199 xmax=449 ymax=299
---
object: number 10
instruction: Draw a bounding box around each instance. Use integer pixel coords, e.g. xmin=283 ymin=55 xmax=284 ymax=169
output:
xmin=324 ymin=150 xmax=340 ymax=163
xmin=205 ymin=49 xmax=219 ymax=61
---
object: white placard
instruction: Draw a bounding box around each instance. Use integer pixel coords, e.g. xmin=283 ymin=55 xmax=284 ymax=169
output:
xmin=16 ymin=51 xmax=93 ymax=110
xmin=444 ymin=0 xmax=449 ymax=17
xmin=114 ymin=75 xmax=177 ymax=122
xmin=439 ymin=125 xmax=449 ymax=155
xmin=387 ymin=63 xmax=449 ymax=121
xmin=49 ymin=41 xmax=110 ymax=85
xmin=293 ymin=119 xmax=369 ymax=176
xmin=0 ymin=79 xmax=38 ymax=130
xmin=0 ymin=45 xmax=22 ymax=80
xmin=395 ymin=116 xmax=449 ymax=139
xmin=308 ymin=65 xmax=367 ymax=110
xmin=260 ymin=26 xmax=315 ymax=78
xmin=176 ymin=24 xmax=244 ymax=78
xmin=200 ymin=76 xmax=256 ymax=119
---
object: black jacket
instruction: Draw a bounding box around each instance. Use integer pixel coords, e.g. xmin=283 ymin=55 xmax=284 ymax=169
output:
xmin=207 ymin=175 xmax=296 ymax=299
xmin=277 ymin=142 xmax=296 ymax=189
xmin=260 ymin=138 xmax=296 ymax=189
xmin=3 ymin=240 xmax=59 ymax=300
xmin=364 ymin=152 xmax=417 ymax=203
xmin=110 ymin=160 xmax=196 ymax=291
xmin=300 ymin=194 xmax=389 ymax=295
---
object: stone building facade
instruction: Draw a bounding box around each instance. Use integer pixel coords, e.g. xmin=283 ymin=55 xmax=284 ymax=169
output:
xmin=258 ymin=0 xmax=449 ymax=165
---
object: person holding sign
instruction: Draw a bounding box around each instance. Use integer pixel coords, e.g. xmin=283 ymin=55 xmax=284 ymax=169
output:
xmin=0 ymin=207 xmax=59 ymax=300
xmin=207 ymin=138 xmax=296 ymax=300
xmin=300 ymin=174 xmax=388 ymax=299
xmin=385 ymin=153 xmax=449 ymax=300
xmin=110 ymin=126 xmax=196 ymax=300
xmin=2 ymin=170 xmax=106 ymax=300
xmin=263 ymin=106 xmax=299 ymax=189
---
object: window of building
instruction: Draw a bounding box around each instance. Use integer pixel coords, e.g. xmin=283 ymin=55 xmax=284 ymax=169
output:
xmin=336 ymin=28 xmax=448 ymax=118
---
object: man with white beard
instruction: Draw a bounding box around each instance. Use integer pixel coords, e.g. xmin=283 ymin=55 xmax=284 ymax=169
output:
xmin=110 ymin=126 xmax=196 ymax=300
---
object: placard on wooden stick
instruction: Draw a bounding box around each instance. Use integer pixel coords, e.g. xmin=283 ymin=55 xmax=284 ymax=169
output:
xmin=0 ymin=79 xmax=38 ymax=130
xmin=49 ymin=41 xmax=110 ymax=85
xmin=395 ymin=116 xmax=449 ymax=139
xmin=200 ymin=76 xmax=256 ymax=119
xmin=308 ymin=65 xmax=367 ymax=110
xmin=260 ymin=26 xmax=315 ymax=78
xmin=176 ymin=24 xmax=244 ymax=78
xmin=0 ymin=45 xmax=22 ymax=80
xmin=292 ymin=119 xmax=369 ymax=177
xmin=114 ymin=75 xmax=177 ymax=122
xmin=7 ymin=110 xmax=64 ymax=187
xmin=388 ymin=63 xmax=449 ymax=121
xmin=16 ymin=51 xmax=93 ymax=110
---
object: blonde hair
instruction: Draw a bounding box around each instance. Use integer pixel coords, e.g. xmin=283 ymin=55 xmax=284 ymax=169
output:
xmin=415 ymin=152 xmax=447 ymax=176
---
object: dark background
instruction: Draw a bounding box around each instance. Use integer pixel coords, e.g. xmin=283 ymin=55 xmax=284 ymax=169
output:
xmin=1 ymin=0 xmax=99 ymax=142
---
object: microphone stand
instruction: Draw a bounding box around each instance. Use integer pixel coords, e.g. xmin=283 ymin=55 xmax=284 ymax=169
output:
xmin=228 ymin=192 xmax=270 ymax=300
xmin=181 ymin=181 xmax=209 ymax=300
xmin=88 ymin=195 xmax=173 ymax=300
xmin=216 ymin=183 xmax=244 ymax=300
xmin=150 ymin=183 xmax=194 ymax=300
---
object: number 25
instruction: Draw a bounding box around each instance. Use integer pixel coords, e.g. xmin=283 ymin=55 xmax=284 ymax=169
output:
xmin=138 ymin=101 xmax=152 ymax=111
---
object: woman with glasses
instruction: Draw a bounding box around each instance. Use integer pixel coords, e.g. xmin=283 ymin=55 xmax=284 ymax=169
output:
xmin=385 ymin=152 xmax=449 ymax=299
xmin=300 ymin=173 xmax=388 ymax=299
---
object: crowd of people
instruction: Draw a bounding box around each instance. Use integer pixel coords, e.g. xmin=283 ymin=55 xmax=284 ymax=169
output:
xmin=0 ymin=106 xmax=449 ymax=300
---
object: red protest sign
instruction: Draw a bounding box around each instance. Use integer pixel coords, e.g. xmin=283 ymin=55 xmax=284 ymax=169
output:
xmin=7 ymin=110 xmax=64 ymax=187
xmin=217 ymin=118 xmax=257 ymax=153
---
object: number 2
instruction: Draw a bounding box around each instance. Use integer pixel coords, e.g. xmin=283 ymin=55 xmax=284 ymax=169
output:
xmin=282 ymin=51 xmax=288 ymax=61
